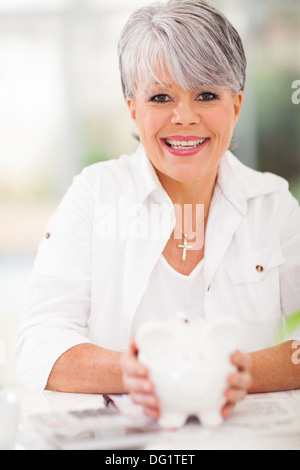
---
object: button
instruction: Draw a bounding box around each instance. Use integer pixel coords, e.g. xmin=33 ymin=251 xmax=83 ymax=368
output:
xmin=45 ymin=232 xmax=51 ymax=239
xmin=256 ymin=265 xmax=264 ymax=273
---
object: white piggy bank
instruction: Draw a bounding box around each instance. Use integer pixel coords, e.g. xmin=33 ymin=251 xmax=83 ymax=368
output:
xmin=135 ymin=315 xmax=243 ymax=428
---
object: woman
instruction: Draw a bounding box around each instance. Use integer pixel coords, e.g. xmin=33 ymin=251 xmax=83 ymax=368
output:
xmin=15 ymin=0 xmax=300 ymax=422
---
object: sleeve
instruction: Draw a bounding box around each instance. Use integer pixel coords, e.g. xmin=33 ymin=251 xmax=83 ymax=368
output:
xmin=278 ymin=190 xmax=300 ymax=341
xmin=14 ymin=168 xmax=95 ymax=393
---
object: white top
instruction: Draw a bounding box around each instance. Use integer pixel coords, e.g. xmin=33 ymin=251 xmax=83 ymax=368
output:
xmin=14 ymin=144 xmax=300 ymax=393
xmin=131 ymin=256 xmax=205 ymax=335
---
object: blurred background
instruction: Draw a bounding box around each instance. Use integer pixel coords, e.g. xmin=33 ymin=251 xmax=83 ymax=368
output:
xmin=0 ymin=0 xmax=299 ymax=387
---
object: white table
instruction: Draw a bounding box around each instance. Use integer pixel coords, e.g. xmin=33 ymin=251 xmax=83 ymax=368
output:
xmin=15 ymin=389 xmax=300 ymax=450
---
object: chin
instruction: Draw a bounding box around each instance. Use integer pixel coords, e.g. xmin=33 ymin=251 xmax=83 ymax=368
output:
xmin=166 ymin=168 xmax=207 ymax=184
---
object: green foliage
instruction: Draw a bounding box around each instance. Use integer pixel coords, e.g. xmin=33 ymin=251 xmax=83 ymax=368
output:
xmin=290 ymin=181 xmax=300 ymax=203
xmin=276 ymin=310 xmax=300 ymax=343
xmin=82 ymin=143 xmax=111 ymax=168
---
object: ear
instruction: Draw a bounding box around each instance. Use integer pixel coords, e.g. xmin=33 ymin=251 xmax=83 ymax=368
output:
xmin=233 ymin=90 xmax=243 ymax=126
xmin=135 ymin=321 xmax=171 ymax=359
xmin=126 ymin=97 xmax=137 ymax=123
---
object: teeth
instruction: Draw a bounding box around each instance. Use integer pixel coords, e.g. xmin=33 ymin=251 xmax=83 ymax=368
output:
xmin=165 ymin=139 xmax=206 ymax=148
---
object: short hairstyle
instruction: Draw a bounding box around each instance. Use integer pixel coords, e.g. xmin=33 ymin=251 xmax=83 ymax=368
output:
xmin=118 ymin=0 xmax=247 ymax=98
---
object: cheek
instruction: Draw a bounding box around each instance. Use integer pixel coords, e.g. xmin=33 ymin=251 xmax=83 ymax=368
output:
xmin=136 ymin=109 xmax=166 ymax=140
xmin=206 ymin=107 xmax=235 ymax=139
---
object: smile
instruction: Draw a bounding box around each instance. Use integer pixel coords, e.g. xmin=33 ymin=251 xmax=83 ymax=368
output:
xmin=164 ymin=138 xmax=207 ymax=149
xmin=161 ymin=136 xmax=210 ymax=156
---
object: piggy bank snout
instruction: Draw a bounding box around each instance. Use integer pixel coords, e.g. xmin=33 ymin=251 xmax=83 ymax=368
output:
xmin=173 ymin=364 xmax=210 ymax=397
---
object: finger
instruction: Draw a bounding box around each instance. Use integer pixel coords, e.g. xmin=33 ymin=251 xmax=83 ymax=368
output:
xmin=231 ymin=351 xmax=252 ymax=372
xmin=225 ymin=387 xmax=247 ymax=404
xmin=123 ymin=375 xmax=154 ymax=394
xmin=221 ymin=402 xmax=235 ymax=419
xmin=120 ymin=352 xmax=148 ymax=378
xmin=228 ymin=371 xmax=253 ymax=390
xmin=130 ymin=392 xmax=159 ymax=409
xmin=130 ymin=337 xmax=139 ymax=356
xmin=144 ymin=405 xmax=160 ymax=420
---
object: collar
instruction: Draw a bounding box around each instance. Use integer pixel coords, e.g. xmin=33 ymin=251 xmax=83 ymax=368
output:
xmin=131 ymin=144 xmax=172 ymax=205
xmin=217 ymin=150 xmax=288 ymax=216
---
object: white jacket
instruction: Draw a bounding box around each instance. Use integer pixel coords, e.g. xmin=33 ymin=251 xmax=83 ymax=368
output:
xmin=15 ymin=145 xmax=300 ymax=393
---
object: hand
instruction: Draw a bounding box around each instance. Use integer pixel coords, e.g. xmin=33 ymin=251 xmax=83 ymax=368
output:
xmin=121 ymin=341 xmax=252 ymax=422
xmin=120 ymin=337 xmax=160 ymax=420
xmin=222 ymin=350 xmax=253 ymax=419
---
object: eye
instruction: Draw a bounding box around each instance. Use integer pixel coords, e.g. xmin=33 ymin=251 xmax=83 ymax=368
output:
xmin=197 ymin=92 xmax=218 ymax=102
xmin=150 ymin=94 xmax=172 ymax=103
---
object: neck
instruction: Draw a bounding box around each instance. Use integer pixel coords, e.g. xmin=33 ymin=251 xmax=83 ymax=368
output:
xmin=155 ymin=168 xmax=218 ymax=242
xmin=155 ymin=167 xmax=218 ymax=209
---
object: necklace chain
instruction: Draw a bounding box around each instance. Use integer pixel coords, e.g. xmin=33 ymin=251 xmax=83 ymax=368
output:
xmin=175 ymin=212 xmax=208 ymax=240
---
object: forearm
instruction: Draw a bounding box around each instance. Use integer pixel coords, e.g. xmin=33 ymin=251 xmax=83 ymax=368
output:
xmin=249 ymin=340 xmax=300 ymax=393
xmin=46 ymin=343 xmax=127 ymax=394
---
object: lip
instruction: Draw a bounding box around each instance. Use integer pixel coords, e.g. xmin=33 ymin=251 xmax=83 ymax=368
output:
xmin=161 ymin=136 xmax=210 ymax=157
xmin=163 ymin=135 xmax=207 ymax=141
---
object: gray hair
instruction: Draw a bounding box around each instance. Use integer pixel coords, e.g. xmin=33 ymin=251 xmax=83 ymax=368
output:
xmin=118 ymin=0 xmax=246 ymax=98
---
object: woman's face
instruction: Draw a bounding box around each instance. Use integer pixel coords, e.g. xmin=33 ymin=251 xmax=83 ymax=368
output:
xmin=127 ymin=71 xmax=243 ymax=187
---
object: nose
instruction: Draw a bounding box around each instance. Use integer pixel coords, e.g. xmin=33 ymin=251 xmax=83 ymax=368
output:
xmin=171 ymin=99 xmax=200 ymax=126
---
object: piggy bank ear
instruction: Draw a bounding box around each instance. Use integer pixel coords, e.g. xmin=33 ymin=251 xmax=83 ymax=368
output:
xmin=135 ymin=320 xmax=171 ymax=359
xmin=205 ymin=317 xmax=244 ymax=353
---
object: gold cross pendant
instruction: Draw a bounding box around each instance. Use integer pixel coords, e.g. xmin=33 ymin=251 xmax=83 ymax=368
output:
xmin=178 ymin=234 xmax=193 ymax=262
